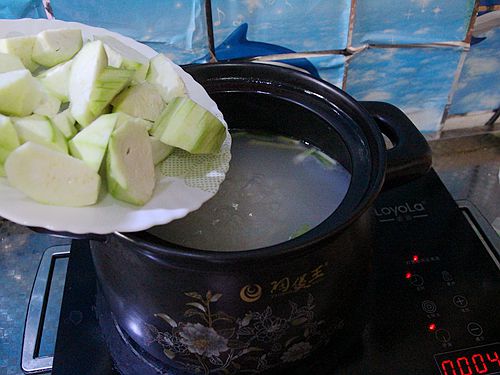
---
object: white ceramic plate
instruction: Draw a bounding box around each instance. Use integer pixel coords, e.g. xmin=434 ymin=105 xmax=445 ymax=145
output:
xmin=0 ymin=19 xmax=231 ymax=234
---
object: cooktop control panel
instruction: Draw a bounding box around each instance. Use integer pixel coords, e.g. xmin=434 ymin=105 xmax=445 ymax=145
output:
xmin=356 ymin=170 xmax=500 ymax=375
xmin=401 ymin=218 xmax=500 ymax=375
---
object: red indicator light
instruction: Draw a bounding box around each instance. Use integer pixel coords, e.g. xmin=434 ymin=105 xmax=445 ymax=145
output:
xmin=413 ymin=255 xmax=419 ymax=262
xmin=429 ymin=323 xmax=436 ymax=331
xmin=405 ymin=272 xmax=412 ymax=279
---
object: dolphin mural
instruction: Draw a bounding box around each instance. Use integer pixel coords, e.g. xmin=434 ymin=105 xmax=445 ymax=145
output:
xmin=470 ymin=36 xmax=486 ymax=45
xmin=470 ymin=10 xmax=500 ymax=45
xmin=194 ymin=23 xmax=320 ymax=77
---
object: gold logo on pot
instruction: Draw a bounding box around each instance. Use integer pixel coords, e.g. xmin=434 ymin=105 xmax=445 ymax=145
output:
xmin=240 ymin=284 xmax=262 ymax=303
xmin=270 ymin=262 xmax=328 ymax=297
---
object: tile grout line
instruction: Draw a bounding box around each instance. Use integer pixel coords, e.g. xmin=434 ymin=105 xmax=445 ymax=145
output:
xmin=42 ymin=0 xmax=54 ymax=19
xmin=239 ymin=39 xmax=469 ymax=63
xmin=204 ymin=0 xmax=217 ymax=63
xmin=485 ymin=108 xmax=500 ymax=128
xmin=343 ymin=0 xmax=358 ymax=90
xmin=464 ymin=0 xmax=481 ymax=44
xmin=440 ymin=0 xmax=480 ymax=135
xmin=346 ymin=0 xmax=357 ymax=51
xmin=439 ymin=49 xmax=469 ymax=137
xmin=250 ymin=51 xmax=347 ymax=61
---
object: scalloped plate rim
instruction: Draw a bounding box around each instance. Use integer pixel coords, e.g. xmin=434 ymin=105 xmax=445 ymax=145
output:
xmin=0 ymin=18 xmax=231 ymax=235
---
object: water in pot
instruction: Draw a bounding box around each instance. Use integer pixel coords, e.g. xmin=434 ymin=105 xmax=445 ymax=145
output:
xmin=148 ymin=130 xmax=351 ymax=251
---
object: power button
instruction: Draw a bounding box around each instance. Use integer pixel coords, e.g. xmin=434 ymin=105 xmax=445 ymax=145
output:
xmin=435 ymin=329 xmax=451 ymax=343
xmin=410 ymin=274 xmax=424 ymax=287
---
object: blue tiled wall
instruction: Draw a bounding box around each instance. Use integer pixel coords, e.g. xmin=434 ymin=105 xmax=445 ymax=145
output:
xmin=211 ymin=0 xmax=350 ymax=54
xmin=49 ymin=0 xmax=210 ymax=64
xmin=0 ymin=1 xmax=45 ymax=19
xmin=346 ymin=47 xmax=463 ymax=132
xmin=308 ymin=55 xmax=345 ymax=88
xmin=449 ymin=12 xmax=500 ymax=115
xmin=352 ymin=0 xmax=475 ymax=46
xmin=2 ymin=0 xmax=497 ymax=132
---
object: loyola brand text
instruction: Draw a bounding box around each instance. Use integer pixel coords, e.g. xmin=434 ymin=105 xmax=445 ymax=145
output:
xmin=374 ymin=202 xmax=426 ymax=217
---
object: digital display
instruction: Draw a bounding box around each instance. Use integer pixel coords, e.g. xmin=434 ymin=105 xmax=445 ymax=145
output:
xmin=435 ymin=343 xmax=500 ymax=375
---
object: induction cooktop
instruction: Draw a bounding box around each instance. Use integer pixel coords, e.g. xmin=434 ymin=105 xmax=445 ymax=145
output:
xmin=22 ymin=169 xmax=500 ymax=375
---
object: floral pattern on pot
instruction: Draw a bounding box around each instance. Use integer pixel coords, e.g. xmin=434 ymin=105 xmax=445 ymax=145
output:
xmin=145 ymin=290 xmax=332 ymax=374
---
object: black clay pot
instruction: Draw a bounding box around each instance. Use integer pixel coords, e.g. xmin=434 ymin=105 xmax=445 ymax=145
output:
xmin=71 ymin=63 xmax=432 ymax=374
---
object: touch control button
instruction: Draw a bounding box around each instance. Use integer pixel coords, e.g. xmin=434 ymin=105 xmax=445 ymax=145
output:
xmin=453 ymin=295 xmax=469 ymax=308
xmin=410 ymin=274 xmax=424 ymax=287
xmin=421 ymin=300 xmax=437 ymax=314
xmin=435 ymin=329 xmax=451 ymax=343
xmin=467 ymin=322 xmax=483 ymax=337
xmin=441 ymin=271 xmax=453 ymax=282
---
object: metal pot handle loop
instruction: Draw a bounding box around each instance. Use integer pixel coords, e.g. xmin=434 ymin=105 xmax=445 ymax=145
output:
xmin=360 ymin=101 xmax=432 ymax=188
